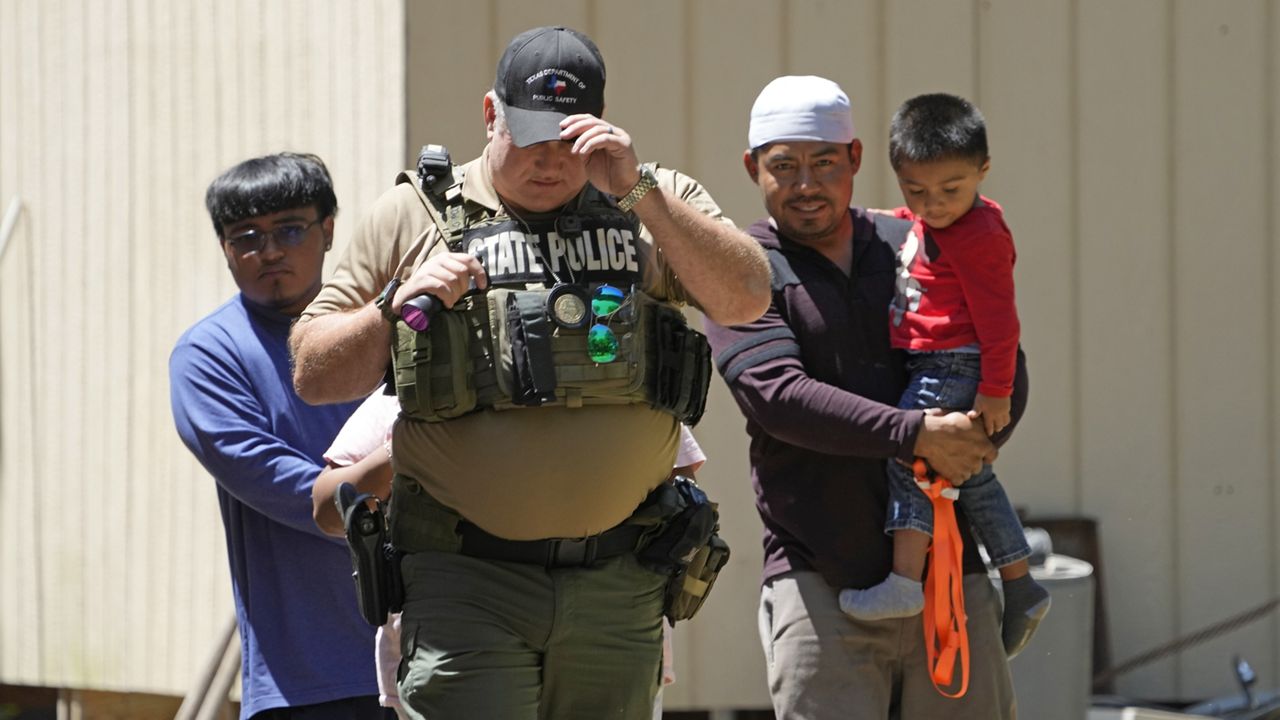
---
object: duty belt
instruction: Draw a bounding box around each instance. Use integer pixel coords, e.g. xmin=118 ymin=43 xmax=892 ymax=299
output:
xmin=388 ymin=474 xmax=655 ymax=568
xmin=457 ymin=520 xmax=644 ymax=569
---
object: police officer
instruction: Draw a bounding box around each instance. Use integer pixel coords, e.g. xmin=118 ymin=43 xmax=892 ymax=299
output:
xmin=289 ymin=26 xmax=770 ymax=720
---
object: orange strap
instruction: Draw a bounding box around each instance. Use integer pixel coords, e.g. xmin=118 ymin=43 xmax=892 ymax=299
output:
xmin=914 ymin=459 xmax=970 ymax=698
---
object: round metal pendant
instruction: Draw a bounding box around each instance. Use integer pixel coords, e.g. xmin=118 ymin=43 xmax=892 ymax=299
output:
xmin=547 ymin=284 xmax=590 ymax=329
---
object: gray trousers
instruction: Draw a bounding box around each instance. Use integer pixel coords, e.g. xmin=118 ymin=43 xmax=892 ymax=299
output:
xmin=759 ymin=571 xmax=1016 ymax=719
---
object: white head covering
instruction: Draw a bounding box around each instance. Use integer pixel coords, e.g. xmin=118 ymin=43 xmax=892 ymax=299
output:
xmin=748 ymin=75 xmax=856 ymax=150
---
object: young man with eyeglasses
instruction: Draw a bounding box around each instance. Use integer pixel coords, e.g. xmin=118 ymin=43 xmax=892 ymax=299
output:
xmin=170 ymin=153 xmax=392 ymax=719
xmin=290 ymin=26 xmax=770 ymax=720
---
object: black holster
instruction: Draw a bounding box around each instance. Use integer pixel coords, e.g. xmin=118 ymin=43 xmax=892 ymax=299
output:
xmin=337 ymin=483 xmax=404 ymax=626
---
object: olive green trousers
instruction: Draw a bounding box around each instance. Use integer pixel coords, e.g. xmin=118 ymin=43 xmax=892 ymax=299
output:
xmin=396 ymin=549 xmax=666 ymax=720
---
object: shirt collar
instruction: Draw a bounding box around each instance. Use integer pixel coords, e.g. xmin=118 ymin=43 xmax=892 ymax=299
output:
xmin=459 ymin=145 xmax=504 ymax=212
xmin=239 ymin=294 xmax=296 ymax=329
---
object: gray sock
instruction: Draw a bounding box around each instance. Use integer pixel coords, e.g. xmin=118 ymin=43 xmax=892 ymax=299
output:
xmin=839 ymin=573 xmax=924 ymax=621
xmin=1001 ymin=574 xmax=1052 ymax=658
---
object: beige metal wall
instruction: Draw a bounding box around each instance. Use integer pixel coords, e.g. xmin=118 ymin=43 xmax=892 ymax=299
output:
xmin=0 ymin=0 xmax=405 ymax=695
xmin=408 ymin=0 xmax=1280 ymax=708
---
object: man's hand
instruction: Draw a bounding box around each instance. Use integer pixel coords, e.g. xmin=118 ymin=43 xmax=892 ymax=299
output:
xmin=391 ymin=252 xmax=487 ymax=313
xmin=560 ymin=114 xmax=641 ymax=197
xmin=912 ymin=409 xmax=997 ymax=484
xmin=970 ymin=393 xmax=1012 ymax=437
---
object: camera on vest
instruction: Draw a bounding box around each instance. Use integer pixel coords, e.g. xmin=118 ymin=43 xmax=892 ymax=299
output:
xmin=417 ymin=144 xmax=452 ymax=194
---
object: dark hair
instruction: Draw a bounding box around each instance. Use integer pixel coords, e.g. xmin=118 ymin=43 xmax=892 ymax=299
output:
xmin=888 ymin=93 xmax=988 ymax=170
xmin=205 ymin=152 xmax=338 ymax=237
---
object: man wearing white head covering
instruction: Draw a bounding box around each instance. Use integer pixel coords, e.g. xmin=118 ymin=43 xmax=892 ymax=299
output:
xmin=703 ymin=76 xmax=1029 ymax=718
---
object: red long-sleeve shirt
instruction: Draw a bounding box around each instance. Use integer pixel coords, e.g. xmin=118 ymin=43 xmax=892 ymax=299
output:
xmin=890 ymin=196 xmax=1019 ymax=397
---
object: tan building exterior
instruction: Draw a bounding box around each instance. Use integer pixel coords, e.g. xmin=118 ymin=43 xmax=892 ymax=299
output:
xmin=0 ymin=0 xmax=406 ymax=702
xmin=2 ymin=0 xmax=1278 ymax=711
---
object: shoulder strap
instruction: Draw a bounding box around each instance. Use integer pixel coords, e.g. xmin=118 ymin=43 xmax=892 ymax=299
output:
xmin=394 ymin=149 xmax=486 ymax=252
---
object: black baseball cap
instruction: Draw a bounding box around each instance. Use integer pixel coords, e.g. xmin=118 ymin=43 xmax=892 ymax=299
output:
xmin=495 ymin=26 xmax=606 ymax=148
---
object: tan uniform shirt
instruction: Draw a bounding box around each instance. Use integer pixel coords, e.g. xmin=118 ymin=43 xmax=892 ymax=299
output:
xmin=304 ymin=148 xmax=736 ymax=539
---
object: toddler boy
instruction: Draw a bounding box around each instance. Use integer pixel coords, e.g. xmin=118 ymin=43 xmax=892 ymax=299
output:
xmin=839 ymin=93 xmax=1050 ymax=658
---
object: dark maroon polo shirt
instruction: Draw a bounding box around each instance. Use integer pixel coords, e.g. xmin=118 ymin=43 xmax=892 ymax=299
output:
xmin=704 ymin=208 xmax=1028 ymax=589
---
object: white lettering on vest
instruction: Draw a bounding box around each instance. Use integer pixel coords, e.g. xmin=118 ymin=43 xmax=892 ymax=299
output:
xmin=565 ymin=232 xmax=584 ymax=272
xmin=605 ymin=228 xmax=625 ymax=270
xmin=545 ymin=232 xmax=566 ymax=274
xmin=585 ymin=229 xmax=604 ymax=271
xmin=525 ymin=237 xmax=544 ymax=275
xmin=493 ymin=231 xmax=516 ymax=277
xmin=621 ymin=229 xmax=638 ymax=272
xmin=470 ymin=230 xmax=550 ymax=281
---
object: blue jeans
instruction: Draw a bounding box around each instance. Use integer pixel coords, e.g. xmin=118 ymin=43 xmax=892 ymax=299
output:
xmin=886 ymin=351 xmax=1031 ymax=567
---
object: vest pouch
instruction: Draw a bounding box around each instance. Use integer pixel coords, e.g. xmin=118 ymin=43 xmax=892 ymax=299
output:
xmin=393 ymin=308 xmax=477 ymax=422
xmin=650 ymin=306 xmax=713 ymax=425
xmin=506 ymin=291 xmax=559 ymax=406
xmin=486 ymin=288 xmax=522 ymax=403
xmin=551 ymin=297 xmax=647 ymax=406
xmin=488 ymin=287 xmax=651 ymax=410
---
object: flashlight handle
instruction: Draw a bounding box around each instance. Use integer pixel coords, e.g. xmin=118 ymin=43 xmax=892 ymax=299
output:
xmin=400 ymin=294 xmax=441 ymax=332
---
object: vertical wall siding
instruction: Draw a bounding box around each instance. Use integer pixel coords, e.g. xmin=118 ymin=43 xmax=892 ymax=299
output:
xmin=1272 ymin=0 xmax=1280 ymax=708
xmin=1173 ymin=0 xmax=1275 ymax=699
xmin=4 ymin=0 xmax=1279 ymax=707
xmin=0 ymin=0 xmax=405 ymax=695
xmin=401 ymin=0 xmax=1280 ymax=707
xmin=1077 ymin=0 xmax=1182 ymax=697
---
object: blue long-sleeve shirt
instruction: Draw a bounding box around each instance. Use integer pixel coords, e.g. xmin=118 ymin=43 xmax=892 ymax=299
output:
xmin=170 ymin=294 xmax=373 ymax=718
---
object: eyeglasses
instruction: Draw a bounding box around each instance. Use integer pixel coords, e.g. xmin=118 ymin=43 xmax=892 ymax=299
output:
xmin=586 ymin=284 xmax=629 ymax=363
xmin=225 ymin=218 xmax=324 ymax=256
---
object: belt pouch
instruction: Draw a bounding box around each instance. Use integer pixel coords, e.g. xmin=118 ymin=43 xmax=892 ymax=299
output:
xmin=634 ymin=477 xmax=730 ymax=621
xmin=666 ymin=533 xmax=730 ymax=622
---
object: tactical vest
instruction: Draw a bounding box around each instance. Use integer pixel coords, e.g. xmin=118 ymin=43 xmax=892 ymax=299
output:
xmin=387 ymin=150 xmax=711 ymax=426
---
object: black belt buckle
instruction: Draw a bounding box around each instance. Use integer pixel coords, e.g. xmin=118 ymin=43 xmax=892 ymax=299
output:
xmin=547 ymin=535 xmax=599 ymax=568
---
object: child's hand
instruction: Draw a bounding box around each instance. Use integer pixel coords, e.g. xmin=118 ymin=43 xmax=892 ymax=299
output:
xmin=971 ymin=393 xmax=1012 ymax=437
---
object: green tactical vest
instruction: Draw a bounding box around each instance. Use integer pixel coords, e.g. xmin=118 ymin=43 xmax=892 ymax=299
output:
xmin=387 ymin=158 xmax=711 ymax=426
